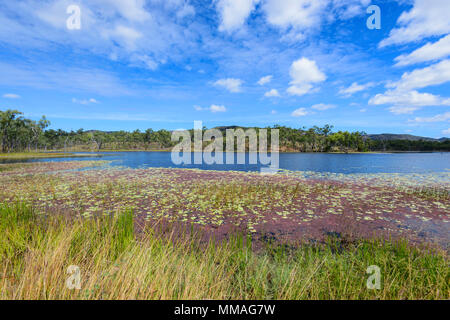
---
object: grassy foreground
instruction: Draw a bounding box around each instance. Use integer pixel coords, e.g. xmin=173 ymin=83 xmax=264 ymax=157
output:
xmin=0 ymin=203 xmax=448 ymax=300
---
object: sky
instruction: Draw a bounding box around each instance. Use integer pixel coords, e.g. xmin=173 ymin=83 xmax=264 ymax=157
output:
xmin=0 ymin=0 xmax=449 ymax=138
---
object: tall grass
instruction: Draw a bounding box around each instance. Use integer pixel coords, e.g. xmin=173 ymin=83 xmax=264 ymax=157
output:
xmin=0 ymin=203 xmax=448 ymax=300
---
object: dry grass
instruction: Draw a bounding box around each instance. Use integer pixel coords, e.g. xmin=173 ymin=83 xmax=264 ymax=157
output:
xmin=0 ymin=203 xmax=448 ymax=300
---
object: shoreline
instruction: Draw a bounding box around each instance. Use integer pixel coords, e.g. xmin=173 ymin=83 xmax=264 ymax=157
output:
xmin=17 ymin=149 xmax=450 ymax=154
xmin=1 ymin=150 xmax=449 ymax=161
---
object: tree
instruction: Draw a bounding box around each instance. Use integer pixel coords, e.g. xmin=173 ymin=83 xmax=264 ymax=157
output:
xmin=0 ymin=110 xmax=24 ymax=152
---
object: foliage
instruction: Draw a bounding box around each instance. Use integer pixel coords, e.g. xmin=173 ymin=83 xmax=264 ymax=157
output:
xmin=0 ymin=110 xmax=49 ymax=153
xmin=1 ymin=109 xmax=449 ymax=152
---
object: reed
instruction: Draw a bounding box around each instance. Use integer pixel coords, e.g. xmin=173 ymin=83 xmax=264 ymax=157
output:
xmin=0 ymin=203 xmax=448 ymax=300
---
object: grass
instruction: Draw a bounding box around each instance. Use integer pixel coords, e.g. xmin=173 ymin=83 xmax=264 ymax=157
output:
xmin=0 ymin=203 xmax=448 ymax=300
xmin=0 ymin=152 xmax=72 ymax=160
xmin=0 ymin=152 xmax=105 ymax=161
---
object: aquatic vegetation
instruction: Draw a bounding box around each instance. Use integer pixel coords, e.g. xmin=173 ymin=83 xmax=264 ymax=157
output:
xmin=0 ymin=161 xmax=448 ymax=247
xmin=0 ymin=203 xmax=448 ymax=300
xmin=0 ymin=160 xmax=108 ymax=174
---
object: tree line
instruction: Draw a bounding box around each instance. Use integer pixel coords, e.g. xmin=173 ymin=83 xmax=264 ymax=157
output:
xmin=1 ymin=109 xmax=449 ymax=153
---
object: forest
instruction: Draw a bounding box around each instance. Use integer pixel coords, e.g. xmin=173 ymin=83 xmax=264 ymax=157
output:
xmin=1 ymin=109 xmax=449 ymax=153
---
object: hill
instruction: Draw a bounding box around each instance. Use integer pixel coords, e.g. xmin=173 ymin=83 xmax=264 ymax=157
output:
xmin=367 ymin=134 xmax=447 ymax=142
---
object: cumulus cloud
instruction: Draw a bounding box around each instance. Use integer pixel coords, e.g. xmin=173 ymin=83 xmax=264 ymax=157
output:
xmin=214 ymin=78 xmax=243 ymax=93
xmin=2 ymin=93 xmax=20 ymax=99
xmin=264 ymin=89 xmax=280 ymax=97
xmin=388 ymin=60 xmax=450 ymax=91
xmin=380 ymin=0 xmax=450 ymax=47
xmin=214 ymin=0 xmax=372 ymax=36
xmin=369 ymin=90 xmax=450 ymax=114
xmin=442 ymin=128 xmax=450 ymax=135
xmin=210 ymin=104 xmax=227 ymax=112
xmin=261 ymin=0 xmax=370 ymax=39
xmin=263 ymin=0 xmax=328 ymax=32
xmin=394 ymin=35 xmax=450 ymax=67
xmin=257 ymin=75 xmax=272 ymax=85
xmin=369 ymin=60 xmax=450 ymax=114
xmin=311 ymin=103 xmax=336 ymax=111
xmin=287 ymin=57 xmax=326 ymax=96
xmin=216 ymin=0 xmax=259 ymax=32
xmin=339 ymin=82 xmax=374 ymax=97
xmin=292 ymin=107 xmax=309 ymax=117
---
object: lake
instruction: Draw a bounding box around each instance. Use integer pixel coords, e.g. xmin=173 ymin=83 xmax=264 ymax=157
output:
xmin=22 ymin=151 xmax=450 ymax=174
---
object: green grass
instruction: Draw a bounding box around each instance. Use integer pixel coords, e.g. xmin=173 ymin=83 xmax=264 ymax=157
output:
xmin=0 ymin=152 xmax=71 ymax=159
xmin=0 ymin=152 xmax=104 ymax=160
xmin=0 ymin=203 xmax=448 ymax=300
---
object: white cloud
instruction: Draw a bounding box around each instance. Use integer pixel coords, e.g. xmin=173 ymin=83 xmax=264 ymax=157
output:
xmin=103 ymin=0 xmax=151 ymax=23
xmin=339 ymin=82 xmax=374 ymax=97
xmin=194 ymin=104 xmax=227 ymax=112
xmin=262 ymin=0 xmax=370 ymax=39
xmin=257 ymin=75 xmax=272 ymax=85
xmin=210 ymin=104 xmax=227 ymax=112
xmin=334 ymin=0 xmax=372 ymax=19
xmin=380 ymin=0 xmax=450 ymax=47
xmin=388 ymin=106 xmax=423 ymax=115
xmin=0 ymin=0 xmax=197 ymax=71
xmin=216 ymin=0 xmax=259 ymax=32
xmin=271 ymin=110 xmax=277 ymax=114
xmin=130 ymin=54 xmax=159 ymax=70
xmin=394 ymin=35 xmax=450 ymax=67
xmin=2 ymin=93 xmax=20 ymax=99
xmin=370 ymin=60 xmax=450 ymax=114
xmin=388 ymin=60 xmax=450 ymax=91
xmin=410 ymin=112 xmax=450 ymax=123
xmin=109 ymin=25 xmax=143 ymax=51
xmin=311 ymin=103 xmax=336 ymax=111
xmin=287 ymin=57 xmax=326 ymax=96
xmin=292 ymin=107 xmax=309 ymax=117
xmin=263 ymin=0 xmax=328 ymax=33
xmin=369 ymin=90 xmax=450 ymax=114
xmin=287 ymin=84 xmax=314 ymax=96
xmin=264 ymin=89 xmax=280 ymax=97
xmin=442 ymin=128 xmax=450 ymax=135
xmin=72 ymin=98 xmax=99 ymax=105
xmin=214 ymin=78 xmax=243 ymax=93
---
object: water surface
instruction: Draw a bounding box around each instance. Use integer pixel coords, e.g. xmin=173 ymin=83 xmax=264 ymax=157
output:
xmin=19 ymin=151 xmax=450 ymax=174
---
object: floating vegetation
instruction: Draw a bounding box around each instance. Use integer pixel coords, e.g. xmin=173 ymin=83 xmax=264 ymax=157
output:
xmin=0 ymin=161 xmax=448 ymax=247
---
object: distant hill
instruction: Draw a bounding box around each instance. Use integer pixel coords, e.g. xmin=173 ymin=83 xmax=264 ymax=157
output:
xmin=367 ymin=134 xmax=448 ymax=142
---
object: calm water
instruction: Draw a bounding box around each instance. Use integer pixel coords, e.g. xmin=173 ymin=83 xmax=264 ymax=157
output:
xmin=20 ymin=152 xmax=450 ymax=174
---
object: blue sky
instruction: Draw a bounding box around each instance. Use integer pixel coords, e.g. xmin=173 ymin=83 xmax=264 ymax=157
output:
xmin=0 ymin=0 xmax=449 ymax=138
